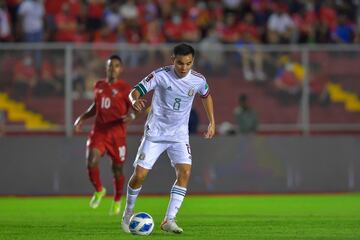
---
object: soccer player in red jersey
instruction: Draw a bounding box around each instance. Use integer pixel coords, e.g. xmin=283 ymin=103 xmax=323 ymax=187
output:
xmin=74 ymin=55 xmax=135 ymax=215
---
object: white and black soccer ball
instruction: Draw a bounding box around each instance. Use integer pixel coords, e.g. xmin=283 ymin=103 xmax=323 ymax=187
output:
xmin=129 ymin=212 xmax=154 ymax=235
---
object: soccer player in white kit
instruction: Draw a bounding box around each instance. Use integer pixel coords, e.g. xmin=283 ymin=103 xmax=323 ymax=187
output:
xmin=122 ymin=43 xmax=216 ymax=234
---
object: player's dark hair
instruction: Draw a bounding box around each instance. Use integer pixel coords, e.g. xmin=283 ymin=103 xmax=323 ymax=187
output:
xmin=108 ymin=54 xmax=123 ymax=64
xmin=173 ymin=43 xmax=195 ymax=57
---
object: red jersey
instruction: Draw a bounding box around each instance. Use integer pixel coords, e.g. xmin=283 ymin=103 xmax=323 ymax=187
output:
xmin=93 ymin=79 xmax=131 ymax=136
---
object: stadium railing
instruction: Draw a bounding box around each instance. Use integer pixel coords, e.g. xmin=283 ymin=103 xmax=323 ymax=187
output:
xmin=0 ymin=43 xmax=360 ymax=136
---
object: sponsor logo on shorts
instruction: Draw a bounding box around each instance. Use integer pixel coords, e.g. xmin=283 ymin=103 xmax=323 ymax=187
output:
xmin=139 ymin=153 xmax=145 ymax=160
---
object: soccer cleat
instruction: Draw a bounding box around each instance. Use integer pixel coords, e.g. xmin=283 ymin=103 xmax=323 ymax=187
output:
xmin=160 ymin=219 xmax=183 ymax=234
xmin=244 ymin=70 xmax=254 ymax=81
xmin=255 ymin=70 xmax=266 ymax=81
xmin=89 ymin=187 xmax=106 ymax=209
xmin=109 ymin=200 xmax=121 ymax=216
xmin=121 ymin=209 xmax=134 ymax=233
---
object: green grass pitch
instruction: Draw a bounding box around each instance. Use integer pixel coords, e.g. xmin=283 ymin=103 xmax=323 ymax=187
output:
xmin=1 ymin=194 xmax=360 ymax=239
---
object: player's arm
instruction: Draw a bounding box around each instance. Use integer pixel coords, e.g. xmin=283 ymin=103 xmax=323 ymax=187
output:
xmin=73 ymin=102 xmax=96 ymax=133
xmin=201 ymin=94 xmax=216 ymax=139
xmin=129 ymin=88 xmax=147 ymax=112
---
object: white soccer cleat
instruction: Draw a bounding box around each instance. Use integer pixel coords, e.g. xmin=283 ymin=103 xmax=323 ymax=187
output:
xmin=121 ymin=209 xmax=134 ymax=233
xmin=244 ymin=70 xmax=254 ymax=81
xmin=160 ymin=219 xmax=183 ymax=234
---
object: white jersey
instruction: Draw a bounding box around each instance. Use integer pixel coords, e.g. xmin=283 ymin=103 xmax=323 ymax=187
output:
xmin=135 ymin=65 xmax=210 ymax=142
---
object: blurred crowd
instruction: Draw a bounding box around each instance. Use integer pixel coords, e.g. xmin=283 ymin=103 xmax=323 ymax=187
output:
xmin=0 ymin=0 xmax=357 ymax=103
xmin=0 ymin=0 xmax=359 ymax=44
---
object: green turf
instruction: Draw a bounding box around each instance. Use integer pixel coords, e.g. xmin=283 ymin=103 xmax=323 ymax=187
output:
xmin=1 ymin=194 xmax=360 ymax=239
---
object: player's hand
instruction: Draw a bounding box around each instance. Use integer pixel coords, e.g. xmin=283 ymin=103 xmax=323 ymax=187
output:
xmin=123 ymin=113 xmax=136 ymax=125
xmin=204 ymin=122 xmax=215 ymax=139
xmin=132 ymin=99 xmax=147 ymax=112
xmin=73 ymin=118 xmax=83 ymax=133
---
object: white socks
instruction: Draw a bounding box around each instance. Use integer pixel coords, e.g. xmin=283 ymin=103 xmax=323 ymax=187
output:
xmin=165 ymin=185 xmax=187 ymax=220
xmin=125 ymin=185 xmax=142 ymax=211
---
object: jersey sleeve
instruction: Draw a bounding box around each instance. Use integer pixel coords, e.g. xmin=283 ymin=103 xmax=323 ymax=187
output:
xmin=93 ymin=80 xmax=102 ymax=97
xmin=198 ymin=80 xmax=210 ymax=98
xmin=134 ymin=71 xmax=158 ymax=96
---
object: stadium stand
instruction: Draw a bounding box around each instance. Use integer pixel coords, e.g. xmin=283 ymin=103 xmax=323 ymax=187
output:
xmin=1 ymin=0 xmax=360 ymax=132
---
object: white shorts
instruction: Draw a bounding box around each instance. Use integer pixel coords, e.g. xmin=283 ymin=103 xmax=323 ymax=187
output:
xmin=133 ymin=138 xmax=192 ymax=170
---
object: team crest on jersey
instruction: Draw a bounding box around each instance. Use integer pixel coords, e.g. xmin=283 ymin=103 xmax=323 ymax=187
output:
xmin=112 ymin=89 xmax=118 ymax=96
xmin=145 ymin=73 xmax=154 ymax=82
xmin=139 ymin=153 xmax=145 ymax=160
xmin=188 ymin=87 xmax=195 ymax=96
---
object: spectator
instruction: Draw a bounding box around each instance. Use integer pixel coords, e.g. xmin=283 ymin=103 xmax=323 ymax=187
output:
xmin=17 ymin=0 xmax=44 ymax=42
xmin=319 ymin=0 xmax=337 ymax=31
xmin=32 ymin=58 xmax=60 ymax=97
xmin=104 ymin=2 xmax=121 ymax=32
xmin=273 ymin=55 xmax=303 ymax=104
xmin=181 ymin=15 xmax=201 ymax=42
xmin=267 ymin=3 xmax=295 ymax=44
xmin=142 ymin=18 xmax=165 ymax=45
xmin=93 ymin=25 xmax=117 ymax=59
xmin=332 ymin=14 xmax=354 ymax=44
xmin=163 ymin=13 xmax=184 ymax=42
xmin=219 ymin=13 xmax=238 ymax=44
xmin=237 ymin=12 xmax=265 ymax=81
xmin=142 ymin=18 xmax=166 ymax=63
xmin=0 ymin=109 xmax=5 ymax=136
xmin=5 ymin=0 xmax=21 ymax=40
xmin=119 ymin=0 xmax=138 ymax=25
xmin=11 ymin=54 xmax=36 ymax=99
xmin=222 ymin=0 xmax=241 ymax=15
xmin=0 ymin=0 xmax=12 ymax=41
xmin=314 ymin=18 xmax=332 ymax=43
xmin=72 ymin=61 xmax=86 ymax=99
xmin=138 ymin=0 xmax=159 ymax=23
xmin=86 ymin=0 xmax=105 ymax=40
xmin=54 ymin=2 xmax=78 ymax=42
xmin=291 ymin=6 xmax=317 ymax=43
xmin=2 ymin=0 xmax=360 ymax=45
xmin=44 ymin=0 xmax=65 ymax=41
xmin=233 ymin=94 xmax=258 ymax=134
xmin=198 ymin=26 xmax=225 ymax=75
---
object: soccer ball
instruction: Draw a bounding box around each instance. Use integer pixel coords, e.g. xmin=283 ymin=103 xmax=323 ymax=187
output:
xmin=129 ymin=212 xmax=154 ymax=235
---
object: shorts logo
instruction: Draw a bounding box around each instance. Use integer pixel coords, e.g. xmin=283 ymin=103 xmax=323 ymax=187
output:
xmin=139 ymin=153 xmax=145 ymax=160
xmin=188 ymin=87 xmax=195 ymax=97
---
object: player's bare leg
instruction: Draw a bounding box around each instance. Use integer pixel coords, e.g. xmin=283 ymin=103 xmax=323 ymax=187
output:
xmin=161 ymin=163 xmax=191 ymax=234
xmin=122 ymin=165 xmax=149 ymax=233
xmin=87 ymin=148 xmax=106 ymax=209
xmin=110 ymin=163 xmax=124 ymax=215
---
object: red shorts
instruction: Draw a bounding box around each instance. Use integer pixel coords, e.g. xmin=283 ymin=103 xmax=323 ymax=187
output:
xmin=87 ymin=129 xmax=127 ymax=165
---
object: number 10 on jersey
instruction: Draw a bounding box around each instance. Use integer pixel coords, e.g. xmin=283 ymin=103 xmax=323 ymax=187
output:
xmin=101 ymin=97 xmax=111 ymax=109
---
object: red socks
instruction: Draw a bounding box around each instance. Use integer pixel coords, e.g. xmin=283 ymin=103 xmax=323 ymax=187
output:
xmin=114 ymin=175 xmax=125 ymax=201
xmin=87 ymin=167 xmax=102 ymax=192
xmin=88 ymin=166 xmax=124 ymax=201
